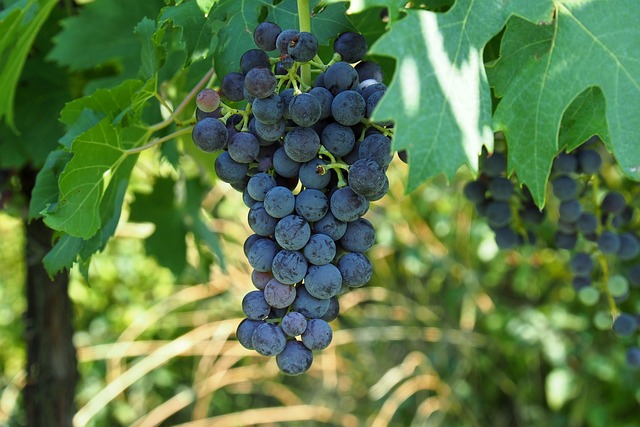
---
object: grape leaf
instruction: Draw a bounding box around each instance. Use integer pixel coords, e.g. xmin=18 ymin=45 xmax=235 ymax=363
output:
xmin=0 ymin=0 xmax=57 ymax=131
xmin=159 ymin=0 xmax=217 ymax=64
xmin=129 ymin=177 xmax=224 ymax=277
xmin=369 ymin=0 xmax=554 ymax=193
xmin=558 ymin=87 xmax=609 ymax=153
xmin=208 ymin=0 xmax=354 ymax=78
xmin=48 ymin=0 xmax=165 ymax=88
xmin=490 ymin=0 xmax=640 ymax=206
xmin=43 ymin=118 xmax=147 ymax=239
xmin=29 ymin=150 xmax=73 ymax=220
xmin=135 ymin=17 xmax=166 ymax=80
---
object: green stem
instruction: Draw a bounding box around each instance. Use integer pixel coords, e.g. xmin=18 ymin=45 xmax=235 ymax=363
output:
xmin=297 ymin=0 xmax=312 ymax=86
xmin=125 ymin=126 xmax=193 ymax=155
xmin=148 ymin=68 xmax=216 ymax=133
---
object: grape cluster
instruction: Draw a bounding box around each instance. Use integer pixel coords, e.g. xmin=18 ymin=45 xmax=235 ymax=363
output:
xmin=465 ymin=139 xmax=640 ymax=367
xmin=191 ymin=22 xmax=394 ymax=374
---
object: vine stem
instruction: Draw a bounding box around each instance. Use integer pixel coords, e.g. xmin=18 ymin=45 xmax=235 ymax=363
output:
xmin=125 ymin=126 xmax=193 ymax=155
xmin=148 ymin=67 xmax=215 ymax=133
xmin=297 ymin=0 xmax=312 ymax=86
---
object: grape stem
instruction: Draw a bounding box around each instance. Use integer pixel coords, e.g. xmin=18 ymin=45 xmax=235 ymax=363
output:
xmin=125 ymin=126 xmax=194 ymax=155
xmin=148 ymin=67 xmax=215 ymax=133
xmin=297 ymin=0 xmax=312 ymax=86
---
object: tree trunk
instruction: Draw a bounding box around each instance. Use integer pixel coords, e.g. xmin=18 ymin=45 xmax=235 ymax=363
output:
xmin=22 ymin=169 xmax=78 ymax=427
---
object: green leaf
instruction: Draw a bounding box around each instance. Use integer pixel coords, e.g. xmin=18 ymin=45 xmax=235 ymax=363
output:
xmin=208 ymin=0 xmax=354 ymax=78
xmin=29 ymin=150 xmax=73 ymax=220
xmin=134 ymin=17 xmax=166 ymax=80
xmin=43 ymin=233 xmax=84 ymax=276
xmin=490 ymin=0 xmax=640 ymax=206
xmin=558 ymin=87 xmax=609 ymax=153
xmin=43 ymin=118 xmax=147 ymax=238
xmin=129 ymin=177 xmax=223 ymax=277
xmin=369 ymin=0 xmax=554 ymax=192
xmin=48 ymin=0 xmax=166 ymax=88
xmin=0 ymin=0 xmax=57 ymax=130
xmin=159 ymin=0 xmax=216 ymax=64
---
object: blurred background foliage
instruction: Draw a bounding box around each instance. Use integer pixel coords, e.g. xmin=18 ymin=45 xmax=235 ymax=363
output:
xmin=1 ymin=154 xmax=639 ymax=426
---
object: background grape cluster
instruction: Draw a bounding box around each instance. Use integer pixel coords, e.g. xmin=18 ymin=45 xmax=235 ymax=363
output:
xmin=190 ymin=22 xmax=397 ymax=374
xmin=465 ymin=138 xmax=640 ymax=367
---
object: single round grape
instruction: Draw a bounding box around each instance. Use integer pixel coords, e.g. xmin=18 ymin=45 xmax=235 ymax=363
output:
xmin=340 ymin=218 xmax=375 ymax=253
xmin=321 ymin=122 xmax=355 ymax=158
xmin=246 ymin=237 xmax=279 ymax=272
xmin=572 ymin=276 xmax=591 ymax=291
xmin=333 ymin=32 xmax=368 ymax=63
xmin=284 ymin=126 xmax=321 ymax=163
xmin=276 ymin=339 xmax=313 ymax=375
xmin=324 ymin=62 xmax=359 ymax=95
xmin=299 ymin=157 xmax=332 ymax=190
xmin=485 ymin=201 xmax=512 ymax=228
xmin=301 ymin=318 xmax=333 ymax=350
xmin=570 ymin=252 xmax=594 ymax=277
xmin=304 ymin=264 xmax=342 ymax=299
xmin=612 ymin=313 xmax=637 ymax=337
xmin=494 ymin=226 xmax=519 ymax=249
xmin=337 ymin=252 xmax=372 ymax=288
xmin=252 ymin=93 xmax=284 ymax=125
xmin=576 ymin=212 xmax=598 ymax=235
xmin=481 ymin=152 xmax=506 ymax=177
xmin=281 ymin=311 xmax=307 ymax=337
xmin=295 ymin=188 xmax=329 ymax=222
xmin=559 ymin=199 xmax=583 ymax=223
xmin=247 ymin=172 xmax=277 ymax=202
xmin=330 ymin=186 xmax=368 ymax=222
xmin=264 ymin=186 xmax=295 ymax=218
xmin=254 ymin=118 xmax=286 ymax=141
xmin=331 ymin=90 xmax=366 ymax=126
xmin=214 ymin=151 xmax=248 ymax=183
xmin=601 ymin=191 xmax=626 ymax=214
xmin=598 ymin=231 xmax=621 ymax=254
xmin=244 ymin=67 xmax=277 ymax=99
xmin=289 ymin=93 xmax=322 ymax=127
xmin=553 ymin=152 xmax=577 ymax=174
xmin=253 ymin=21 xmax=281 ymax=51
xmin=288 ymin=31 xmax=318 ymax=62
xmin=489 ymin=177 xmax=513 ymax=201
xmin=192 ymin=118 xmax=228 ymax=152
xmin=220 ymin=72 xmax=245 ymax=101
xmin=228 ymin=131 xmax=260 ymax=164
xmin=240 ymin=49 xmax=270 ymax=74
xmin=196 ymin=88 xmax=220 ymax=112
xmin=552 ymin=175 xmax=578 ymax=201
xmin=274 ymin=215 xmax=311 ymax=250
xmin=264 ymin=278 xmax=297 ymax=309
xmin=272 ymin=250 xmax=308 ymax=285
xmin=251 ymin=322 xmax=287 ymax=356
xmin=248 ymin=202 xmax=279 ymax=236
xmin=627 ymin=264 xmax=640 ymax=287
xmin=463 ymin=180 xmax=488 ymax=204
xmin=303 ymin=234 xmax=337 ymax=266
xmin=578 ymin=149 xmax=602 ymax=174
xmin=251 ymin=270 xmax=273 ymax=290
xmin=241 ymin=290 xmax=271 ymax=320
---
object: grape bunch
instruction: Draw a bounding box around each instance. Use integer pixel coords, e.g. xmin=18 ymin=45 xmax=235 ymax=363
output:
xmin=191 ymin=22 xmax=394 ymax=374
xmin=465 ymin=139 xmax=640 ymax=367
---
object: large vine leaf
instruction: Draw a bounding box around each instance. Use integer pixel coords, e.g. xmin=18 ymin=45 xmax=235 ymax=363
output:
xmin=489 ymin=0 xmax=640 ymax=206
xmin=369 ymin=0 xmax=554 ymax=192
xmin=208 ymin=0 xmax=354 ymax=78
xmin=48 ymin=0 xmax=166 ymax=90
xmin=0 ymin=0 xmax=57 ymax=131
